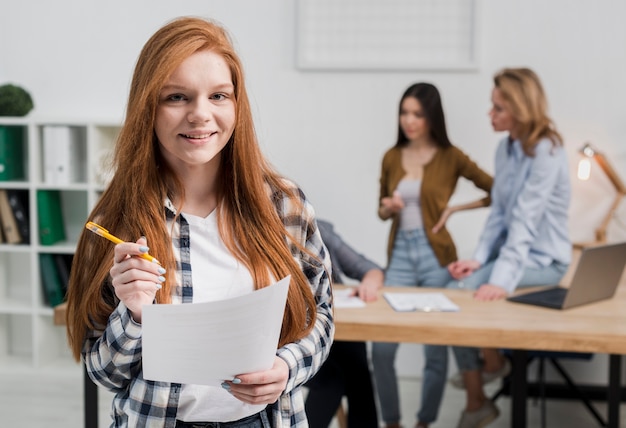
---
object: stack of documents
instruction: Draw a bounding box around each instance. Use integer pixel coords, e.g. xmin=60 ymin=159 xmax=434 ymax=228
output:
xmin=333 ymin=287 xmax=366 ymax=308
xmin=142 ymin=276 xmax=290 ymax=385
xmin=384 ymin=292 xmax=459 ymax=312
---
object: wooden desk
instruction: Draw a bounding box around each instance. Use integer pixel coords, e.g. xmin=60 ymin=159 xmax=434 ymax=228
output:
xmin=55 ymin=282 xmax=626 ymax=428
xmin=335 ymin=285 xmax=626 ymax=428
xmin=335 ymin=285 xmax=626 ymax=353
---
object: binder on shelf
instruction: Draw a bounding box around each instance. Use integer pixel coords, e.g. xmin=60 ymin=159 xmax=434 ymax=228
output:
xmin=37 ymin=190 xmax=66 ymax=245
xmin=0 ymin=189 xmax=22 ymax=244
xmin=6 ymin=189 xmax=30 ymax=244
xmin=42 ymin=125 xmax=81 ymax=185
xmin=39 ymin=253 xmax=65 ymax=307
xmin=54 ymin=253 xmax=73 ymax=293
xmin=0 ymin=125 xmax=26 ymax=181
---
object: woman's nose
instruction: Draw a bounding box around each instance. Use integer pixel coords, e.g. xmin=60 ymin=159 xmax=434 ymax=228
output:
xmin=187 ymin=99 xmax=212 ymax=123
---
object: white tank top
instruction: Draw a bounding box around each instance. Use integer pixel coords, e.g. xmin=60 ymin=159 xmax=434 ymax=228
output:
xmin=396 ymin=179 xmax=423 ymax=230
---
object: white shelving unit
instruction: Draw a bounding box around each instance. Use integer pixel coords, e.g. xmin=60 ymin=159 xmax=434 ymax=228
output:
xmin=0 ymin=117 xmax=120 ymax=370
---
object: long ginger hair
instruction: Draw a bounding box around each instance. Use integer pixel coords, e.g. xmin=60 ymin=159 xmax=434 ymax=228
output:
xmin=66 ymin=17 xmax=318 ymax=361
xmin=493 ymin=67 xmax=563 ymax=156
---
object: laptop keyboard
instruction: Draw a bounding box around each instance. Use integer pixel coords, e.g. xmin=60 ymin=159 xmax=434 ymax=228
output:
xmin=536 ymin=287 xmax=568 ymax=304
xmin=508 ymin=286 xmax=569 ymax=308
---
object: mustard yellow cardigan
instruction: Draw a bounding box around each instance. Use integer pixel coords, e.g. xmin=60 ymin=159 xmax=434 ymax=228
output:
xmin=379 ymin=145 xmax=493 ymax=267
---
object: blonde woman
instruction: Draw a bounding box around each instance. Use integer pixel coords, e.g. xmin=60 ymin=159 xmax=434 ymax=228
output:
xmin=66 ymin=17 xmax=332 ymax=428
xmin=448 ymin=68 xmax=571 ymax=428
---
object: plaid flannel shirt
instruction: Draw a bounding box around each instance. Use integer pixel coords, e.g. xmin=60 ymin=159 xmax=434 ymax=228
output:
xmin=83 ymin=179 xmax=334 ymax=427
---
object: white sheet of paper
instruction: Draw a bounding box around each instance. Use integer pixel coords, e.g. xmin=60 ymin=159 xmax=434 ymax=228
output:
xmin=383 ymin=292 xmax=460 ymax=312
xmin=142 ymin=275 xmax=290 ymax=386
xmin=333 ymin=287 xmax=366 ymax=308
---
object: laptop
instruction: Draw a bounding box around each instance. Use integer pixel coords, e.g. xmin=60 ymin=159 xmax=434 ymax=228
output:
xmin=507 ymin=242 xmax=626 ymax=310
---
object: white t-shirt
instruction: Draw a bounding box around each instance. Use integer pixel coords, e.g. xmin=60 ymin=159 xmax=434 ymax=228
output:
xmin=176 ymin=210 xmax=266 ymax=422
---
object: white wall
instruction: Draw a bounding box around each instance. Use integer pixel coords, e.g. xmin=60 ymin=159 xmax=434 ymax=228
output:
xmin=2 ymin=0 xmax=625 ymax=381
xmin=2 ymin=0 xmax=625 ymax=263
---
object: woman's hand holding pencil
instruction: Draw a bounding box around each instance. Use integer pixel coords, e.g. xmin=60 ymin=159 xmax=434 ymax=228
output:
xmin=85 ymin=221 xmax=166 ymax=322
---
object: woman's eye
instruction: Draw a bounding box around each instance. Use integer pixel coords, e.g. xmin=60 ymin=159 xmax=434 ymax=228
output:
xmin=166 ymin=94 xmax=186 ymax=102
xmin=210 ymin=93 xmax=227 ymax=101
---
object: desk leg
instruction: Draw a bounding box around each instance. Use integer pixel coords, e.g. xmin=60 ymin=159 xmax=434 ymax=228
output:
xmin=510 ymin=350 xmax=528 ymax=428
xmin=608 ymin=354 xmax=621 ymax=428
xmin=84 ymin=364 xmax=99 ymax=428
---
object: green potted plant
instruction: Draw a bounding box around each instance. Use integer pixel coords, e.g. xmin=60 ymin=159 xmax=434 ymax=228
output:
xmin=0 ymin=83 xmax=32 ymax=180
xmin=0 ymin=83 xmax=34 ymax=116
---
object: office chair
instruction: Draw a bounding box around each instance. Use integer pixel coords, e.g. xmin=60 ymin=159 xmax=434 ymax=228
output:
xmin=491 ymin=351 xmax=606 ymax=428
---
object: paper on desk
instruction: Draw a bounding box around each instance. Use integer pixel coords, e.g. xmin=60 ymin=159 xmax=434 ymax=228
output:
xmin=333 ymin=287 xmax=366 ymax=308
xmin=384 ymin=292 xmax=459 ymax=312
xmin=142 ymin=275 xmax=290 ymax=386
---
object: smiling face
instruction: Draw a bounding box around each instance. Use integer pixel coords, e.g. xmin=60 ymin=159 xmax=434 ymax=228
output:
xmin=399 ymin=96 xmax=430 ymax=143
xmin=489 ymin=87 xmax=516 ymax=134
xmin=154 ymin=49 xmax=236 ymax=176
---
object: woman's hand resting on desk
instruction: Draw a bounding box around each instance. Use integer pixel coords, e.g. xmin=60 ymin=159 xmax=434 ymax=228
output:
xmin=474 ymin=284 xmax=507 ymax=301
xmin=110 ymin=237 xmax=166 ymax=323
xmin=350 ymin=268 xmax=385 ymax=302
xmin=223 ymin=356 xmax=289 ymax=405
xmin=448 ymin=260 xmax=508 ymax=301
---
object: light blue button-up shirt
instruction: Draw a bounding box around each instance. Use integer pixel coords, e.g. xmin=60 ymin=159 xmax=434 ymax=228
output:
xmin=473 ymin=136 xmax=572 ymax=293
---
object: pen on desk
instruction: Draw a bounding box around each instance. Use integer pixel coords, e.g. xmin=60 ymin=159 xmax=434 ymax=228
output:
xmin=85 ymin=221 xmax=161 ymax=265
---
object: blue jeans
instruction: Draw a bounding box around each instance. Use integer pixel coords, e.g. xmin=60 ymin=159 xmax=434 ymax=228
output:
xmin=371 ymin=229 xmax=452 ymax=425
xmin=448 ymin=259 xmax=569 ymax=371
xmin=175 ymin=408 xmax=271 ymax=427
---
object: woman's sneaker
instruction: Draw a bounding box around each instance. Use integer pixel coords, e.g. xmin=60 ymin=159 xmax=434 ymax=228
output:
xmin=456 ymin=400 xmax=499 ymax=428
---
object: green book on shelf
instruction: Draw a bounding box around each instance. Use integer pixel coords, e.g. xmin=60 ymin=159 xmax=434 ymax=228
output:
xmin=39 ymin=253 xmax=65 ymax=307
xmin=37 ymin=190 xmax=66 ymax=245
xmin=0 ymin=125 xmax=26 ymax=181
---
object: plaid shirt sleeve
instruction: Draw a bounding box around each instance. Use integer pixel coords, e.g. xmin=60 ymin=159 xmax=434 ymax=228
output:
xmin=83 ymin=301 xmax=143 ymax=391
xmin=270 ymin=180 xmax=334 ymax=427
xmin=83 ymin=300 xmax=178 ymax=427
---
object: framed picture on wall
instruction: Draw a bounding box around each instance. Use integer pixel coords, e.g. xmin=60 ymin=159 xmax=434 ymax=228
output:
xmin=295 ymin=0 xmax=479 ymax=72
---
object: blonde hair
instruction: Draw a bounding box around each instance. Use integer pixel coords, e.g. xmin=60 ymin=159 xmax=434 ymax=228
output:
xmin=494 ymin=67 xmax=563 ymax=156
xmin=66 ymin=17 xmax=318 ymax=360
